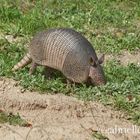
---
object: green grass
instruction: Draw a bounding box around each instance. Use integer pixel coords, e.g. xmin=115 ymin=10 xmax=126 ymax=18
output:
xmin=1 ymin=0 xmax=140 ymax=53
xmin=92 ymin=131 xmax=109 ymax=140
xmin=0 ymin=0 xmax=140 ymax=125
xmin=0 ymin=111 xmax=30 ymax=126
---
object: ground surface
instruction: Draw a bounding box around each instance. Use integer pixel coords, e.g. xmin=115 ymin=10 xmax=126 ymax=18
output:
xmin=1 ymin=1 xmax=140 ymax=139
xmin=0 ymin=78 xmax=140 ymax=140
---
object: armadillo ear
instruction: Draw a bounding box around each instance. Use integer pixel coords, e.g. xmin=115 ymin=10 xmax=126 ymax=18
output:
xmin=98 ymin=54 xmax=105 ymax=64
xmin=89 ymin=57 xmax=95 ymax=66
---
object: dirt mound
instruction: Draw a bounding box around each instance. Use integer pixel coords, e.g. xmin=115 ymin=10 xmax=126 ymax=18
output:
xmin=0 ymin=78 xmax=140 ymax=140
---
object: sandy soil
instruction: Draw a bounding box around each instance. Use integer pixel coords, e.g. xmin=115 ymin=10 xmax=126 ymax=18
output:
xmin=0 ymin=78 xmax=140 ymax=140
xmin=105 ymin=51 xmax=140 ymax=66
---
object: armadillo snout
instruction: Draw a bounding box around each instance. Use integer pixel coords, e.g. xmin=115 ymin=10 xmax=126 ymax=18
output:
xmin=90 ymin=78 xmax=106 ymax=86
xmin=89 ymin=65 xmax=106 ymax=86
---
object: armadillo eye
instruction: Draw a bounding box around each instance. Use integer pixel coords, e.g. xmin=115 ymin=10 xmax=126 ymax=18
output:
xmin=89 ymin=57 xmax=97 ymax=67
xmin=89 ymin=57 xmax=95 ymax=65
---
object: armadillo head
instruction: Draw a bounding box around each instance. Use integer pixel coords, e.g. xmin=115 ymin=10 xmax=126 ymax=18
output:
xmin=89 ymin=54 xmax=106 ymax=86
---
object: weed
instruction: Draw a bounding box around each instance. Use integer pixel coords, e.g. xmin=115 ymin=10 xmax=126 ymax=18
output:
xmin=0 ymin=112 xmax=29 ymax=126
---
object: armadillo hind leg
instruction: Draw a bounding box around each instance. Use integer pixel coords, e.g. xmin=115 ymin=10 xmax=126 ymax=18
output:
xmin=29 ymin=62 xmax=38 ymax=75
xmin=43 ymin=66 xmax=57 ymax=79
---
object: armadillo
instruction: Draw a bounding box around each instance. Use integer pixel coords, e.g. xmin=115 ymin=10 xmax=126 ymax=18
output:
xmin=12 ymin=28 xmax=106 ymax=85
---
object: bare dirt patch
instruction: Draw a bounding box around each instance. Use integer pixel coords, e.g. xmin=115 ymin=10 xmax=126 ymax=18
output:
xmin=105 ymin=50 xmax=140 ymax=66
xmin=0 ymin=78 xmax=140 ymax=140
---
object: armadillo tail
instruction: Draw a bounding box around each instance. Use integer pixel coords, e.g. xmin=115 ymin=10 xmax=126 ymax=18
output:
xmin=12 ymin=53 xmax=32 ymax=71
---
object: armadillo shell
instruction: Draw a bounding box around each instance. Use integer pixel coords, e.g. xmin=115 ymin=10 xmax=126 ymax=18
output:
xmin=29 ymin=28 xmax=98 ymax=83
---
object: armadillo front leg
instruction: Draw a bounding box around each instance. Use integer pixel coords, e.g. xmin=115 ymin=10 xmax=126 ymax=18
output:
xmin=29 ymin=62 xmax=38 ymax=75
xmin=66 ymin=79 xmax=76 ymax=89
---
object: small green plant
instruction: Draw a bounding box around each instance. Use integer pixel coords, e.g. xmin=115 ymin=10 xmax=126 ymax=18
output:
xmin=0 ymin=112 xmax=29 ymax=126
xmin=92 ymin=131 xmax=109 ymax=140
